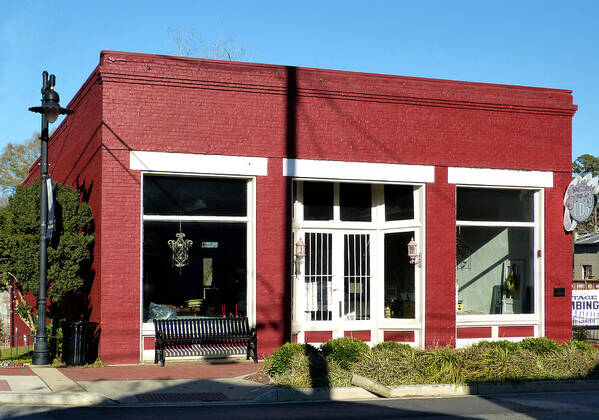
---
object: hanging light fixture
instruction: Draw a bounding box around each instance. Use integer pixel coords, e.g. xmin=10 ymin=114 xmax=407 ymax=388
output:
xmin=407 ymin=237 xmax=422 ymax=268
xmin=168 ymin=223 xmax=193 ymax=268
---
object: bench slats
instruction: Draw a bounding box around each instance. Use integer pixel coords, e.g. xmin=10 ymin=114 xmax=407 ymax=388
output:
xmin=154 ymin=317 xmax=257 ymax=366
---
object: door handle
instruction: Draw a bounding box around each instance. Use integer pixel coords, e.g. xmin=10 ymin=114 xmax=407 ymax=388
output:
xmin=338 ymin=301 xmax=342 ymax=318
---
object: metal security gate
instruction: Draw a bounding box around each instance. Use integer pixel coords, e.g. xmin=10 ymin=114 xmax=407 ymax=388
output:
xmin=304 ymin=232 xmax=333 ymax=321
xmin=301 ymin=231 xmax=372 ymax=323
xmin=344 ymin=233 xmax=370 ymax=320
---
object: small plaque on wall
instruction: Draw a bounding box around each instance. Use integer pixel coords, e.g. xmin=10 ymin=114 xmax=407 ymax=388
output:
xmin=553 ymin=287 xmax=566 ymax=297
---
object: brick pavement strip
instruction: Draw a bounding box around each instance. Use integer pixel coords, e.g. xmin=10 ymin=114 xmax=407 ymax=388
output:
xmin=0 ymin=379 xmax=10 ymax=391
xmin=59 ymin=361 xmax=264 ymax=382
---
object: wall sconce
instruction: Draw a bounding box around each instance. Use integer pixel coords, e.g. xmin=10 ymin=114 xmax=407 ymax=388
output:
xmin=295 ymin=238 xmax=306 ymax=275
xmin=407 ymin=237 xmax=422 ymax=268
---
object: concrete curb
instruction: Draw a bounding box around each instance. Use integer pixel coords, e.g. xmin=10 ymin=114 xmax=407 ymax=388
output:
xmin=4 ymin=378 xmax=599 ymax=406
xmin=254 ymin=379 xmax=599 ymax=402
xmin=0 ymin=392 xmax=114 ymax=406
xmin=255 ymin=387 xmax=376 ymax=402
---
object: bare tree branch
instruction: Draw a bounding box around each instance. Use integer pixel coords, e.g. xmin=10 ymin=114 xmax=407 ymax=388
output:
xmin=167 ymin=27 xmax=249 ymax=61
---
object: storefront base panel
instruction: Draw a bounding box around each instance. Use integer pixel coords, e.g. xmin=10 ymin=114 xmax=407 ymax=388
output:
xmin=383 ymin=330 xmax=415 ymax=343
xmin=304 ymin=331 xmax=333 ymax=343
xmin=499 ymin=325 xmax=535 ymax=337
xmin=457 ymin=327 xmax=493 ymax=339
xmin=456 ymin=324 xmax=539 ymax=348
xmin=143 ymin=336 xmax=155 ymax=350
xmin=294 ymin=328 xmax=420 ymax=346
xmin=344 ymin=330 xmax=371 ymax=341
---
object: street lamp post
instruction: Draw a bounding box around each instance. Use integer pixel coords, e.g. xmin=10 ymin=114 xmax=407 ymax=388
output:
xmin=28 ymin=71 xmax=73 ymax=365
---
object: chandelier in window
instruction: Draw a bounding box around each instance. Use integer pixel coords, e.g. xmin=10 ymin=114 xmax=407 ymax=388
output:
xmin=168 ymin=223 xmax=193 ymax=268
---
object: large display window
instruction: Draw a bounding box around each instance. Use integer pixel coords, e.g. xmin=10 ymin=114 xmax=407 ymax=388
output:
xmin=142 ymin=175 xmax=251 ymax=322
xmin=456 ymin=187 xmax=539 ymax=316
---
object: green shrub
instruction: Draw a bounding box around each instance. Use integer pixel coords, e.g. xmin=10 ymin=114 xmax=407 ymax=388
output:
xmin=272 ymin=353 xmax=351 ymax=388
xmin=265 ymin=343 xmax=319 ymax=376
xmin=353 ymin=346 xmax=425 ymax=386
xmin=542 ymin=344 xmax=599 ymax=380
xmin=372 ymin=341 xmax=413 ymax=353
xmin=419 ymin=347 xmax=463 ymax=384
xmin=519 ymin=337 xmax=561 ymax=355
xmin=563 ymin=340 xmax=597 ymax=354
xmin=573 ymin=327 xmax=589 ymax=341
xmin=321 ymin=337 xmax=370 ymax=370
xmin=266 ymin=335 xmax=599 ymax=389
xmin=462 ymin=345 xmax=530 ymax=383
xmin=470 ymin=340 xmax=519 ymax=353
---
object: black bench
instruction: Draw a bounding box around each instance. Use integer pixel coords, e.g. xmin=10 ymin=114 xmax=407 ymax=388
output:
xmin=153 ymin=317 xmax=257 ymax=366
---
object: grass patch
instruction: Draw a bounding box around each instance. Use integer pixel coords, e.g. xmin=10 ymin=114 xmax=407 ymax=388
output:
xmin=0 ymin=346 xmax=33 ymax=362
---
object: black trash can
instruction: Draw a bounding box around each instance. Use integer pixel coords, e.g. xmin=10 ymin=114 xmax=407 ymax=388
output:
xmin=61 ymin=321 xmax=98 ymax=366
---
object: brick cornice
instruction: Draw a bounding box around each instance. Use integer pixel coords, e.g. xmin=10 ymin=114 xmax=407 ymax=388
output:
xmin=98 ymin=70 xmax=576 ymax=117
xmin=97 ymin=51 xmax=577 ymax=117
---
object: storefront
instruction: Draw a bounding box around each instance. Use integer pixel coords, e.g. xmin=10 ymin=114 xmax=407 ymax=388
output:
xmin=33 ymin=50 xmax=576 ymax=363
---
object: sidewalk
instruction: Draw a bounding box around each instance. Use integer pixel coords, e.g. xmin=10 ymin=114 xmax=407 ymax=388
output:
xmin=0 ymin=359 xmax=271 ymax=406
xmin=3 ymin=359 xmax=599 ymax=407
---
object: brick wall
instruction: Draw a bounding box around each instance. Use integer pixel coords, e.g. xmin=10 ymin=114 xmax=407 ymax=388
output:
xmin=425 ymin=167 xmax=457 ymax=347
xmin=545 ymin=171 xmax=574 ymax=342
xmin=38 ymin=50 xmax=575 ymax=363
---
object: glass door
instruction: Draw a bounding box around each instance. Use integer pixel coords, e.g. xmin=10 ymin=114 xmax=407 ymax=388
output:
xmin=300 ymin=231 xmax=372 ymax=324
xmin=343 ymin=233 xmax=371 ymax=321
xmin=303 ymin=232 xmax=333 ymax=321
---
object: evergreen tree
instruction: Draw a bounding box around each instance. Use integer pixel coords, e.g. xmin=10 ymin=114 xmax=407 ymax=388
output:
xmin=0 ymin=181 xmax=94 ymax=329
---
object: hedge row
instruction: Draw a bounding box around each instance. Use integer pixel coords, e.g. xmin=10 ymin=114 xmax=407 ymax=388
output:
xmin=263 ymin=337 xmax=599 ymax=388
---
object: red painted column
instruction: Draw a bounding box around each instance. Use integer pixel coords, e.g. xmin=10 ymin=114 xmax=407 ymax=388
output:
xmin=544 ymin=171 xmax=573 ymax=342
xmin=255 ymin=158 xmax=290 ymax=357
xmin=425 ymin=167 xmax=456 ymax=347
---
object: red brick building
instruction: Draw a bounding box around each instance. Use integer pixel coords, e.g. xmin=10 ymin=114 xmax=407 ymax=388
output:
xmin=34 ymin=50 xmax=576 ymax=364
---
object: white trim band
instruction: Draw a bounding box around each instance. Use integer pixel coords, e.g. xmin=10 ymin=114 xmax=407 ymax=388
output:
xmin=283 ymin=158 xmax=435 ymax=183
xmin=130 ymin=151 xmax=268 ymax=176
xmin=448 ymin=167 xmax=553 ymax=188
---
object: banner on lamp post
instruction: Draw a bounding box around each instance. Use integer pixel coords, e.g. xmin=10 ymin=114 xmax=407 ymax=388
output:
xmin=45 ymin=177 xmax=54 ymax=239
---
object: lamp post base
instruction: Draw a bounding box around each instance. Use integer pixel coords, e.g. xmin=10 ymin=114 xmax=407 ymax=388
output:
xmin=32 ymin=341 xmax=51 ymax=365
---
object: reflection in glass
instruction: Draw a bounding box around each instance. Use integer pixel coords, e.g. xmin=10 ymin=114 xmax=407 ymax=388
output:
xmin=385 ymin=185 xmax=414 ymax=221
xmin=457 ymin=188 xmax=533 ymax=222
xmin=384 ymin=232 xmax=415 ymax=319
xmin=456 ymin=226 xmax=534 ymax=315
xmin=143 ymin=222 xmax=247 ymax=321
xmin=303 ymin=182 xmax=334 ymax=221
xmin=340 ymin=183 xmax=372 ymax=222
xmin=143 ymin=176 xmax=247 ymax=216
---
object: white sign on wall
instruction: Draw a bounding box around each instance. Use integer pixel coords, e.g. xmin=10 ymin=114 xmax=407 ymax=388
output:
xmin=564 ymin=174 xmax=599 ymax=231
xmin=572 ymin=289 xmax=599 ymax=325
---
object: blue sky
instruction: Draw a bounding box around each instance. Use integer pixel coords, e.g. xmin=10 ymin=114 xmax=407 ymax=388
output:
xmin=1 ymin=0 xmax=597 ymax=161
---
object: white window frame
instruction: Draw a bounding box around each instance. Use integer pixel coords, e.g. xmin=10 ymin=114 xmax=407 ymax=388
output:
xmin=455 ymin=185 xmax=544 ymax=328
xmin=292 ymin=179 xmax=426 ymax=344
xmin=139 ymin=172 xmax=257 ymax=338
xmin=583 ymin=265 xmax=593 ymax=280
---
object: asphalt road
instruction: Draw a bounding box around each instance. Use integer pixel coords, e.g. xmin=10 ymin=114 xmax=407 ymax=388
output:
xmin=1 ymin=390 xmax=599 ymax=419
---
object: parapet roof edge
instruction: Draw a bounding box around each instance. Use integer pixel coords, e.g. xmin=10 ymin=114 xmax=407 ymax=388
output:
xmin=96 ymin=50 xmax=576 ymax=116
xmin=98 ymin=49 xmax=575 ymax=96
